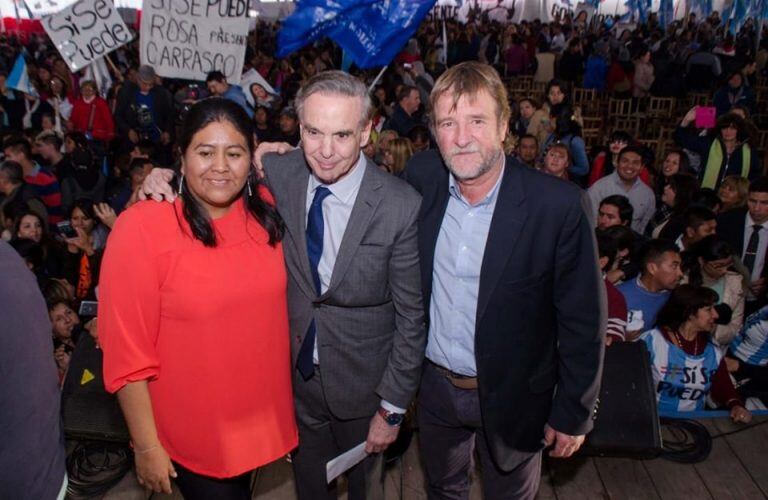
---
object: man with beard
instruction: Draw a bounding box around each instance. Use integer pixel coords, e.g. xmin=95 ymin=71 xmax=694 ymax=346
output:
xmin=403 ymin=62 xmax=604 ymax=499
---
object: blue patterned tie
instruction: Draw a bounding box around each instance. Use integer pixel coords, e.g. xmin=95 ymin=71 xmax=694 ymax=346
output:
xmin=297 ymin=186 xmax=332 ymax=379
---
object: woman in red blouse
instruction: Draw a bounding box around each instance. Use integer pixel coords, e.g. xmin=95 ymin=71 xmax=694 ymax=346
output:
xmin=99 ymin=98 xmax=297 ymax=498
xmin=68 ymin=80 xmax=115 ymax=143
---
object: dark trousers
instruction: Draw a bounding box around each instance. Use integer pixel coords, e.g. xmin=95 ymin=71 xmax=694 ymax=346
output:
xmin=172 ymin=462 xmax=251 ymax=500
xmin=291 ymin=366 xmax=384 ymax=500
xmin=417 ymin=363 xmax=542 ymax=500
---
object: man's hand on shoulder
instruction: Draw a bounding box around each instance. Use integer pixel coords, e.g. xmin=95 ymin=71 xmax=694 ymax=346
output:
xmin=139 ymin=168 xmax=176 ymax=202
xmin=544 ymin=424 xmax=585 ymax=458
xmin=253 ymin=141 xmax=295 ymax=178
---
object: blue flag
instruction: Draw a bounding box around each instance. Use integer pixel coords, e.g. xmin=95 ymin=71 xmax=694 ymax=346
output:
xmin=658 ymin=0 xmax=674 ymax=27
xmin=278 ymin=0 xmax=437 ymax=69
xmin=7 ymin=55 xmax=37 ymax=96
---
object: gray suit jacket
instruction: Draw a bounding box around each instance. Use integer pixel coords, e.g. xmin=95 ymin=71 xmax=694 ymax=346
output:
xmin=263 ymin=150 xmax=425 ymax=420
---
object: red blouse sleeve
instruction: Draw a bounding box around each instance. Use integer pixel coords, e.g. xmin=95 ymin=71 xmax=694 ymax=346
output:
xmin=98 ymin=206 xmax=162 ymax=393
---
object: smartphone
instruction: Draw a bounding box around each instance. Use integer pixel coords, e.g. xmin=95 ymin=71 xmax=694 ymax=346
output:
xmin=56 ymin=220 xmax=78 ymax=239
xmin=79 ymin=300 xmax=98 ymax=317
xmin=695 ymin=106 xmax=717 ymax=129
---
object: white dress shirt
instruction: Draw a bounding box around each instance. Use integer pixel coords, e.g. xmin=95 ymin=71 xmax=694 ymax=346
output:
xmin=305 ymin=153 xmax=405 ymax=413
xmin=743 ymin=213 xmax=768 ymax=283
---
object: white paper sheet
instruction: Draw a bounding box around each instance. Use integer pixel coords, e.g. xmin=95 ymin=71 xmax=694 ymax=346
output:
xmin=326 ymin=442 xmax=368 ymax=484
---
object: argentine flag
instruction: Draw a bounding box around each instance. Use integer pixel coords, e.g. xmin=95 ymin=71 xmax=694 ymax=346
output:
xmin=7 ymin=55 xmax=37 ymax=97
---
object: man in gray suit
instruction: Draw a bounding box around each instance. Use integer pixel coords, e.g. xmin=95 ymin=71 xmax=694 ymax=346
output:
xmin=140 ymin=72 xmax=425 ymax=500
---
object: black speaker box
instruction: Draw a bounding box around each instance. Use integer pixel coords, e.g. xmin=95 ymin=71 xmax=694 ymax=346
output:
xmin=579 ymin=341 xmax=662 ymax=459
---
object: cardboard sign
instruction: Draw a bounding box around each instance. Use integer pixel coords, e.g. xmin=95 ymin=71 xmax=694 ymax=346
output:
xmin=240 ymin=68 xmax=276 ymax=107
xmin=140 ymin=0 xmax=249 ymax=84
xmin=42 ymin=0 xmax=133 ymax=72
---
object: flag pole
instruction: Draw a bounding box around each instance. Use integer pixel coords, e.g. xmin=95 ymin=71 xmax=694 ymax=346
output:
xmin=368 ymin=65 xmax=388 ymax=93
xmin=104 ymin=54 xmax=124 ymax=82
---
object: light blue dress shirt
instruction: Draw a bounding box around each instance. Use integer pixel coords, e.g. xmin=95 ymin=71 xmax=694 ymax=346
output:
xmin=426 ymin=162 xmax=505 ymax=377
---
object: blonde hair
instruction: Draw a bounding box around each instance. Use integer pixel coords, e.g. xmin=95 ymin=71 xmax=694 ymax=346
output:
xmin=388 ymin=137 xmax=414 ymax=175
xmin=720 ymin=175 xmax=750 ymax=208
xmin=429 ymin=62 xmax=511 ymax=129
xmin=377 ymin=129 xmax=399 ymax=152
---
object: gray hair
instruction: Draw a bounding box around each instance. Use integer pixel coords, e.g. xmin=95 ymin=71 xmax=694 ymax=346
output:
xmin=294 ymin=70 xmax=373 ymax=129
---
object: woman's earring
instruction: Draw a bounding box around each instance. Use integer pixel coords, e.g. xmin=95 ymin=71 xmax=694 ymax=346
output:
xmin=179 ymin=174 xmax=185 ymax=195
xmin=247 ymin=177 xmax=253 ymax=197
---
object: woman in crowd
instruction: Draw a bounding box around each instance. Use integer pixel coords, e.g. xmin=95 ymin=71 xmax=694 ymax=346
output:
xmin=512 ymin=97 xmax=537 ymax=138
xmin=646 ymin=173 xmax=699 ymax=238
xmin=68 ymin=80 xmax=115 ymax=159
xmin=641 ymin=285 xmax=751 ymax=423
xmin=382 ymin=137 xmax=414 ymax=176
xmin=713 ymin=71 xmax=756 ymax=117
xmin=632 ymin=47 xmax=655 ymax=99
xmin=718 ymin=175 xmax=750 ymax=213
xmin=541 ymin=142 xmax=571 ymax=181
xmin=655 ymin=149 xmax=691 ymax=197
xmin=375 ymin=129 xmax=399 ymax=166
xmin=541 ymin=103 xmax=589 ymax=182
xmin=61 ymin=199 xmax=108 ymax=302
xmin=588 ymin=130 xmax=633 ymax=187
xmin=527 ymin=78 xmax=570 ymax=146
xmin=100 ymin=98 xmax=297 ymax=498
xmin=675 ymin=109 xmax=760 ymax=189
xmin=684 ymin=236 xmax=745 ymax=345
xmin=46 ymin=75 xmax=73 ymax=134
xmin=12 ymin=209 xmax=63 ymax=277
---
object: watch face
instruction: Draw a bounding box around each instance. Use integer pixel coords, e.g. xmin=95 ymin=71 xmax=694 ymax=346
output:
xmin=385 ymin=412 xmax=404 ymax=426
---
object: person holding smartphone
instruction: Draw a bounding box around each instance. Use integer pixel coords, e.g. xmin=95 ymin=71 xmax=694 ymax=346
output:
xmin=60 ymin=199 xmax=108 ymax=302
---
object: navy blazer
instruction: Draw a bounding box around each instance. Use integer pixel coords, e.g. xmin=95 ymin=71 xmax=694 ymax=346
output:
xmin=404 ymin=151 xmax=605 ymax=471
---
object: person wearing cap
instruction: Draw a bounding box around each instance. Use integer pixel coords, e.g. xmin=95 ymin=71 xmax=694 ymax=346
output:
xmin=275 ymin=107 xmax=300 ymax=146
xmin=114 ymin=65 xmax=174 ymax=158
xmin=205 ymin=70 xmax=254 ymax=119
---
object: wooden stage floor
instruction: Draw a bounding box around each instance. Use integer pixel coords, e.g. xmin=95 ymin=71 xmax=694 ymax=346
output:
xmin=102 ymin=417 xmax=768 ymax=499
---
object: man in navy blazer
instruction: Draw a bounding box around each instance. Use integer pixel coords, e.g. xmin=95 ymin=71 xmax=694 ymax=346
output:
xmin=403 ymin=62 xmax=605 ymax=499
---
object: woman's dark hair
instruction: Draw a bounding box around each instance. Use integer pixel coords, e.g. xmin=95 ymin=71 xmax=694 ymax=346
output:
xmin=550 ymin=103 xmax=582 ymax=138
xmin=12 ymin=209 xmax=48 ymax=240
xmin=545 ymin=79 xmax=570 ymax=106
xmin=177 ymin=97 xmax=284 ymax=247
xmin=666 ymin=173 xmax=700 ymax=215
xmin=596 ymin=228 xmax=619 ymax=270
xmin=663 ymin=148 xmax=690 ymax=175
xmin=65 ymin=131 xmax=89 ymax=150
xmin=655 ymin=284 xmax=719 ymax=332
xmin=609 ymin=130 xmax=633 ymax=145
xmin=683 ymin=235 xmax=735 ymax=287
xmin=602 ymin=224 xmax=636 ymax=254
xmin=711 ymin=112 xmax=750 ymax=143
xmin=70 ymin=198 xmax=96 ymax=220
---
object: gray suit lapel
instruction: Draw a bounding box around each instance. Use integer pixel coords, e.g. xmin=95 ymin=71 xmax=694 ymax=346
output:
xmin=322 ymin=161 xmax=383 ymax=298
xmin=274 ymin=156 xmax=316 ymax=298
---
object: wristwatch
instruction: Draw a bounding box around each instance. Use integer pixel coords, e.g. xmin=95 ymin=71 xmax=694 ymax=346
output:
xmin=378 ymin=407 xmax=405 ymax=427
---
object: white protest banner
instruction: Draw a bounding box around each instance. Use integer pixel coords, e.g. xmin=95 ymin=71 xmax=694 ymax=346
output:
xmin=42 ymin=0 xmax=133 ymax=72
xmin=140 ymin=0 xmax=249 ymax=84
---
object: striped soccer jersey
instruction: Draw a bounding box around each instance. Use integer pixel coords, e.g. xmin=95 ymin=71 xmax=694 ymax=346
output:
xmin=642 ymin=328 xmax=722 ymax=413
xmin=730 ymin=307 xmax=768 ymax=367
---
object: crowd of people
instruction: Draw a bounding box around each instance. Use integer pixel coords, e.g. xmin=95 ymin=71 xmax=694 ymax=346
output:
xmin=5 ymin=6 xmax=768 ymax=499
